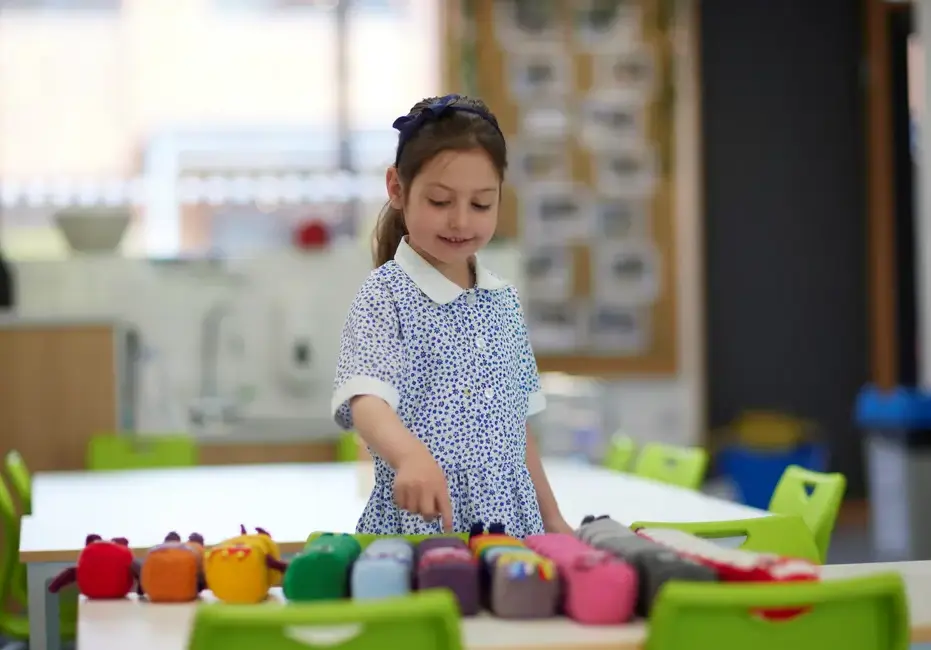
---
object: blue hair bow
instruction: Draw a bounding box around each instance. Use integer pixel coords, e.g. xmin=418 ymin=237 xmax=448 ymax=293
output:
xmin=391 ymin=94 xmax=502 ymax=166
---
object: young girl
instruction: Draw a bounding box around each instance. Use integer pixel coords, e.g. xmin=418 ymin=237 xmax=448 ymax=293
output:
xmin=331 ymin=94 xmax=571 ymax=538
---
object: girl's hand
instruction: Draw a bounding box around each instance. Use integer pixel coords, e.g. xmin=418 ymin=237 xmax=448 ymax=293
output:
xmin=394 ymin=448 xmax=454 ymax=532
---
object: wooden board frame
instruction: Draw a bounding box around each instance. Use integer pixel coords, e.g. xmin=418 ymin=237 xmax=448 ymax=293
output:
xmin=443 ymin=0 xmax=680 ymax=376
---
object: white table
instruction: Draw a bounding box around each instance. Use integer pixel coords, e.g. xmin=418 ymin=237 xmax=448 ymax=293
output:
xmin=20 ymin=460 xmax=766 ymax=650
xmin=74 ymin=562 xmax=931 ymax=650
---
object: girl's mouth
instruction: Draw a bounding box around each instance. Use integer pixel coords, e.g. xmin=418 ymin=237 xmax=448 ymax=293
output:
xmin=439 ymin=236 xmax=474 ymax=247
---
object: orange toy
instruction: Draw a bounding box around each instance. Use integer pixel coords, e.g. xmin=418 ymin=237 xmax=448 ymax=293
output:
xmin=137 ymin=532 xmax=207 ymax=603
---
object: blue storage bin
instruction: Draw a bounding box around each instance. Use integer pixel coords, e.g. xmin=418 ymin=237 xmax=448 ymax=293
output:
xmin=717 ymin=442 xmax=827 ymax=510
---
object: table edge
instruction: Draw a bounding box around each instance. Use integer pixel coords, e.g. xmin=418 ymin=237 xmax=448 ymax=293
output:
xmin=21 ymin=540 xmax=307 ymax=564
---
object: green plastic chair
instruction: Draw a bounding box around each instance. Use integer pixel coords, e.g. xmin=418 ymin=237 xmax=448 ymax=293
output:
xmin=3 ymin=450 xmax=32 ymax=515
xmin=338 ymin=432 xmax=360 ymax=462
xmin=768 ymin=465 xmax=846 ymax=563
xmin=630 ymin=514 xmax=822 ymax=563
xmin=646 ymin=572 xmax=908 ymax=650
xmin=188 ymin=589 xmax=463 ymax=650
xmin=603 ymin=434 xmax=637 ymax=472
xmin=0 ymin=475 xmax=77 ymax=642
xmin=86 ymin=434 xmax=198 ymax=470
xmin=633 ymin=442 xmax=709 ymax=490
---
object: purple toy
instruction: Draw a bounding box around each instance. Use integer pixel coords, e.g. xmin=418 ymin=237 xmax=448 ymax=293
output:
xmin=416 ymin=537 xmax=480 ymax=616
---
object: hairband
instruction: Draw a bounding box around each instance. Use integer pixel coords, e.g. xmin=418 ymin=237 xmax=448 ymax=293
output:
xmin=391 ymin=94 xmax=503 ymax=166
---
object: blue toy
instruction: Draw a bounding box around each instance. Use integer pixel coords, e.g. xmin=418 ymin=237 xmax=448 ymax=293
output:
xmin=350 ymin=538 xmax=414 ymax=601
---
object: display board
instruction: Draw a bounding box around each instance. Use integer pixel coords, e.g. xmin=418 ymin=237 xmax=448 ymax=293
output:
xmin=443 ymin=0 xmax=680 ymax=376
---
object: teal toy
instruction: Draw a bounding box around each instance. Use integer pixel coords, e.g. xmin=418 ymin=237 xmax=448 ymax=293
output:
xmin=283 ymin=533 xmax=361 ymax=602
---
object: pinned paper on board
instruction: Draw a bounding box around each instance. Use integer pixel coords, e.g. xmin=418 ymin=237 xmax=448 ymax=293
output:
xmin=591 ymin=240 xmax=660 ymax=304
xmin=494 ymin=0 xmax=562 ymax=44
xmin=510 ymin=138 xmax=572 ymax=185
xmin=592 ymin=48 xmax=656 ymax=95
xmin=589 ymin=304 xmax=650 ymax=354
xmin=525 ymin=300 xmax=587 ymax=354
xmin=508 ymin=46 xmax=574 ymax=101
xmin=593 ymin=145 xmax=658 ymax=195
xmin=520 ymin=183 xmax=593 ymax=246
xmin=579 ymin=90 xmax=649 ymax=150
xmin=572 ymin=0 xmax=641 ymax=48
xmin=518 ymin=102 xmax=573 ymax=138
xmin=594 ymin=195 xmax=650 ymax=241
xmin=524 ymin=247 xmax=573 ymax=301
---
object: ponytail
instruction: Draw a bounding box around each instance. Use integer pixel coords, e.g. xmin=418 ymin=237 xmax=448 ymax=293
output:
xmin=372 ymin=202 xmax=408 ymax=268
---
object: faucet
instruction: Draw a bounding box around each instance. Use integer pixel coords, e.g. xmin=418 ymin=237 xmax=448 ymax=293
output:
xmin=190 ymin=299 xmax=240 ymax=428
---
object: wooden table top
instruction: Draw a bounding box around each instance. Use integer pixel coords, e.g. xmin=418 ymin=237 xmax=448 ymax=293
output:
xmin=20 ymin=460 xmax=765 ymax=563
xmin=75 ymin=562 xmax=931 ymax=650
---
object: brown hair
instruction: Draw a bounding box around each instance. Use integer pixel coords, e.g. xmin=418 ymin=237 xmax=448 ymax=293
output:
xmin=372 ymin=95 xmax=508 ymax=267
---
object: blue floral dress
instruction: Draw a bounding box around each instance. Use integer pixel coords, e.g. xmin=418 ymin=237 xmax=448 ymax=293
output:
xmin=331 ymin=238 xmax=546 ymax=538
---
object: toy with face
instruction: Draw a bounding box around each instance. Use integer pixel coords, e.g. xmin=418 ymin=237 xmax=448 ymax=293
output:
xmin=203 ymin=525 xmax=288 ymax=604
xmin=350 ymin=538 xmax=414 ymax=602
xmin=283 ymin=533 xmax=361 ymax=602
xmin=48 ymin=534 xmax=139 ymax=599
xmin=416 ymin=537 xmax=480 ymax=616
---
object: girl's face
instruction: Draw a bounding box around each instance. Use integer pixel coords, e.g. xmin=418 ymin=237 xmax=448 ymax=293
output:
xmin=387 ymin=147 xmax=500 ymax=267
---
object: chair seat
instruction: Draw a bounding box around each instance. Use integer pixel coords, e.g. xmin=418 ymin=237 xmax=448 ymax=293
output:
xmin=0 ymin=609 xmax=77 ymax=641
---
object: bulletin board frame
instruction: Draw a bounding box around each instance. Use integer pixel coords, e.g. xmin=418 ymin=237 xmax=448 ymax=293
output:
xmin=442 ymin=0 xmax=681 ymax=377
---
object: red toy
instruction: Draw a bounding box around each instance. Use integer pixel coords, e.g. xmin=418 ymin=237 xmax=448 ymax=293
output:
xmin=293 ymin=219 xmax=330 ymax=250
xmin=48 ymin=534 xmax=139 ymax=599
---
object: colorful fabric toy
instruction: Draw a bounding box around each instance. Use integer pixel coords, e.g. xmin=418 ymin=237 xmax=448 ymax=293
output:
xmin=416 ymin=537 xmax=480 ymax=616
xmin=283 ymin=532 xmax=361 ymax=602
xmin=48 ymin=534 xmax=139 ymax=599
xmin=468 ymin=522 xmax=558 ymax=619
xmin=351 ymin=538 xmax=413 ymax=601
xmin=203 ymin=525 xmax=288 ymax=604
xmin=577 ymin=515 xmax=717 ymax=616
xmin=137 ymin=532 xmax=206 ymax=603
xmin=634 ymin=525 xmax=820 ymax=619
xmin=525 ymin=533 xmax=638 ymax=625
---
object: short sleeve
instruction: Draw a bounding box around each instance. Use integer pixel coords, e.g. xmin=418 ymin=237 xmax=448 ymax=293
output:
xmin=330 ymin=275 xmax=405 ymax=429
xmin=510 ymin=288 xmax=546 ymax=417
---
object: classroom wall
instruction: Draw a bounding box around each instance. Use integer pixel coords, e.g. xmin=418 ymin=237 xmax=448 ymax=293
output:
xmin=701 ymin=0 xmax=870 ymax=496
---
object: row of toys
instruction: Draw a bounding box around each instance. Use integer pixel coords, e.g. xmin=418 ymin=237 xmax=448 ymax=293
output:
xmin=48 ymin=517 xmax=820 ymax=624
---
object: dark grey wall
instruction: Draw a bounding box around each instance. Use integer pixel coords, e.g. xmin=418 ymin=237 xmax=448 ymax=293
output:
xmin=701 ymin=0 xmax=869 ymax=497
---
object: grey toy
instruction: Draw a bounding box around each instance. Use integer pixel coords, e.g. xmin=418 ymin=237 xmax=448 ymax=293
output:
xmin=577 ymin=515 xmax=718 ymax=616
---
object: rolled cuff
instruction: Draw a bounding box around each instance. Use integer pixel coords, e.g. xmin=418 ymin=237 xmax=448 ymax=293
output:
xmin=528 ymin=390 xmax=547 ymax=417
xmin=331 ymin=376 xmax=401 ymax=429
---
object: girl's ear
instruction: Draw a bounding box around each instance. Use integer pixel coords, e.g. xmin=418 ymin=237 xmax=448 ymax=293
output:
xmin=385 ymin=166 xmax=404 ymax=210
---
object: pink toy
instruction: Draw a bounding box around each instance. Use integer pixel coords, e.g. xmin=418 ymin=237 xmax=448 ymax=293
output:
xmin=525 ymin=533 xmax=638 ymax=625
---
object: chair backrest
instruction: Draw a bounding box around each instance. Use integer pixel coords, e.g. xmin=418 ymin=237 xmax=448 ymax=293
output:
xmin=646 ymin=572 xmax=908 ymax=650
xmin=629 ymin=514 xmax=822 ymax=564
xmin=603 ymin=435 xmax=636 ymax=472
xmin=188 ymin=589 xmax=463 ymax=650
xmin=3 ymin=450 xmax=31 ymax=515
xmin=634 ymin=443 xmax=709 ymax=490
xmin=87 ymin=434 xmax=198 ymax=471
xmin=337 ymin=432 xmax=360 ymax=463
xmin=0 ymin=476 xmax=19 ymax=608
xmin=768 ymin=465 xmax=846 ymax=563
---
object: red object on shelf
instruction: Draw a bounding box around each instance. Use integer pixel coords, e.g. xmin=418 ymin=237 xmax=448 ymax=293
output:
xmin=293 ymin=220 xmax=330 ymax=250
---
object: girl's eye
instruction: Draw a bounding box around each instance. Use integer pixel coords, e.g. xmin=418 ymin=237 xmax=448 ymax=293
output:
xmin=428 ymin=199 xmax=450 ymax=207
xmin=472 ymin=204 xmax=492 ymax=211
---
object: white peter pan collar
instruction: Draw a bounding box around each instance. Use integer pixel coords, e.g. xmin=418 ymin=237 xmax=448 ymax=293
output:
xmin=394 ymin=237 xmax=509 ymax=304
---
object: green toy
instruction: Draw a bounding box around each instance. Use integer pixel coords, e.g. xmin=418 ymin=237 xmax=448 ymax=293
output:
xmin=284 ymin=533 xmax=362 ymax=601
xmin=305 ymin=531 xmax=468 ymax=551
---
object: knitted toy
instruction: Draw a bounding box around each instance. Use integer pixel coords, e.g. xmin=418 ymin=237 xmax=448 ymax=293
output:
xmin=634 ymin=525 xmax=819 ymax=619
xmin=203 ymin=525 xmax=288 ymax=604
xmin=48 ymin=535 xmax=139 ymax=599
xmin=468 ymin=522 xmax=558 ymax=619
xmin=525 ymin=533 xmax=638 ymax=625
xmin=416 ymin=537 xmax=480 ymax=616
xmin=283 ymin=533 xmax=361 ymax=602
xmin=350 ymin=537 xmax=413 ymax=601
xmin=137 ymin=532 xmax=206 ymax=603
xmin=577 ymin=515 xmax=717 ymax=616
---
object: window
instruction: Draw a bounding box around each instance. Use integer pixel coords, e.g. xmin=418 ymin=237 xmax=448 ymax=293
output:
xmin=0 ymin=0 xmax=121 ymax=11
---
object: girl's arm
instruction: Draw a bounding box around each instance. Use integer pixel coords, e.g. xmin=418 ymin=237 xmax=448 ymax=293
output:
xmin=351 ymin=395 xmax=428 ymax=469
xmin=525 ymin=424 xmax=573 ymax=534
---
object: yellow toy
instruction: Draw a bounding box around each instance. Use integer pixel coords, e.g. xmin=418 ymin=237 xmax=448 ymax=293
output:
xmin=203 ymin=525 xmax=289 ymax=604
